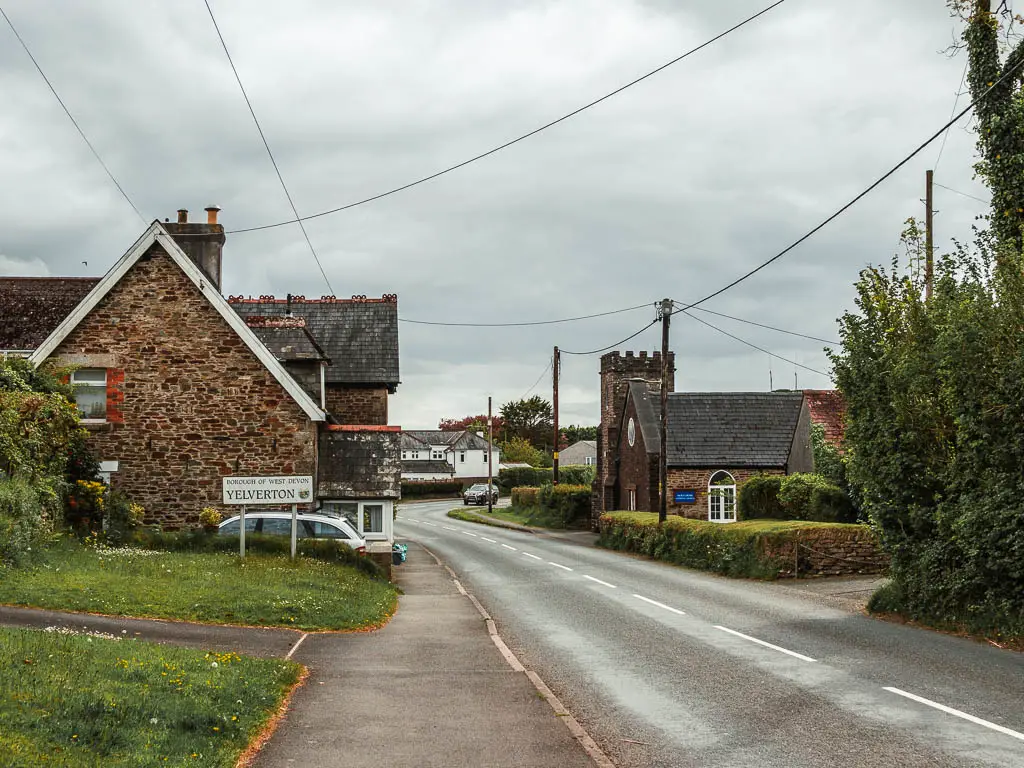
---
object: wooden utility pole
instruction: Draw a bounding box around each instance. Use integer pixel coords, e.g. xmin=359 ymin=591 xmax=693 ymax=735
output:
xmin=659 ymin=298 xmax=672 ymax=524
xmin=552 ymin=346 xmax=560 ymax=485
xmin=487 ymin=395 xmax=494 ymax=514
xmin=926 ymin=169 xmax=934 ymax=300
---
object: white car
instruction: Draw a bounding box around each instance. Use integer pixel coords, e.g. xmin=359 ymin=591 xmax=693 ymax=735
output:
xmin=218 ymin=512 xmax=366 ymax=552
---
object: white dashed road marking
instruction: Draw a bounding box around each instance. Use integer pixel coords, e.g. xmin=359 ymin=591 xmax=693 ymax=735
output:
xmin=522 ymin=552 xmax=542 ymax=561
xmin=481 ymin=537 xmax=497 ymax=543
xmin=461 ymin=531 xmax=478 ymax=538
xmin=714 ymin=626 xmax=816 ymax=663
xmin=583 ymin=575 xmax=617 ymax=589
xmin=633 ymin=594 xmax=686 ymax=615
xmin=549 ymin=562 xmax=573 ymax=572
xmin=884 ymin=687 xmax=1024 ymax=742
xmin=443 ymin=526 xmax=457 ymax=531
xmin=502 ymin=544 xmax=517 ymax=551
xmin=421 ymin=522 xmax=437 ymax=527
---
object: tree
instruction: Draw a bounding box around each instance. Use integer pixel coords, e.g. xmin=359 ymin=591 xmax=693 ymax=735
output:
xmin=561 ymin=425 xmax=598 ymax=446
xmin=498 ymin=437 xmax=548 ymax=467
xmin=438 ymin=414 xmax=504 ymax=435
xmin=499 ymin=396 xmax=553 ymax=450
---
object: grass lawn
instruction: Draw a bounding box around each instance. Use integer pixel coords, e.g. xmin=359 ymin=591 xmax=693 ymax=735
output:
xmin=448 ymin=507 xmax=535 ymax=527
xmin=0 ymin=625 xmax=301 ymax=767
xmin=0 ymin=539 xmax=398 ymax=631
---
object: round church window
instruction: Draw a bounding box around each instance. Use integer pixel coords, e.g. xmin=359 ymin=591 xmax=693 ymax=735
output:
xmin=627 ymin=417 xmax=636 ymax=447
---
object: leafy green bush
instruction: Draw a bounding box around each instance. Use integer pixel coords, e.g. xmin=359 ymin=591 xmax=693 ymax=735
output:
xmin=778 ymin=473 xmax=832 ymax=517
xmin=129 ymin=529 xmax=383 ymax=579
xmin=0 ymin=478 xmax=57 ymax=566
xmin=511 ymin=487 xmax=539 ymax=508
xmin=534 ymin=484 xmax=591 ymax=528
xmin=401 ymin=480 xmax=463 ymax=498
xmin=737 ymin=474 xmax=784 ymax=520
xmin=807 ymin=484 xmax=858 ymax=523
xmin=559 ymin=464 xmax=596 ymax=486
xmin=497 ymin=466 xmax=552 ymax=492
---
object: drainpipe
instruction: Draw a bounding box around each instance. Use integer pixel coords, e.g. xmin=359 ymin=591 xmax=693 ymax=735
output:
xmin=319 ymin=362 xmax=326 ymax=410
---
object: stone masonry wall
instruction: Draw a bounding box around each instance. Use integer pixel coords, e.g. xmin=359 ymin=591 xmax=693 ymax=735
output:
xmin=763 ymin=526 xmax=889 ymax=577
xmin=666 ymin=467 xmax=783 ymax=520
xmin=325 ymin=385 xmax=388 ymax=425
xmin=52 ymin=244 xmax=317 ymax=529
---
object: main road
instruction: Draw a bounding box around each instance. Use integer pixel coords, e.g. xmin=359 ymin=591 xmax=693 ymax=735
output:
xmin=395 ymin=500 xmax=1024 ymax=768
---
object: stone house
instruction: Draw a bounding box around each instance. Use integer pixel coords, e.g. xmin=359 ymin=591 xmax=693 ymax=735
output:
xmin=595 ymin=350 xmax=814 ymax=523
xmin=1 ymin=210 xmax=401 ymax=547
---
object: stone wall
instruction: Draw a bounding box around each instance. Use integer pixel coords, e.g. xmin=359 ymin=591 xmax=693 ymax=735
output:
xmin=762 ymin=525 xmax=889 ymax=577
xmin=52 ymin=243 xmax=317 ymax=529
xmin=325 ymin=385 xmax=388 ymax=425
xmin=666 ymin=467 xmax=783 ymax=520
xmin=615 ymin=394 xmax=660 ymax=512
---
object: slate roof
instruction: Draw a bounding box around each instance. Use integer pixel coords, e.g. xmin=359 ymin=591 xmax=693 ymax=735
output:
xmin=663 ymin=392 xmax=805 ymax=468
xmin=229 ymin=296 xmax=399 ymax=388
xmin=802 ymin=389 xmax=845 ymax=447
xmin=402 ymin=430 xmax=494 ymax=451
xmin=245 ymin=321 xmax=328 ymax=363
xmin=627 ymin=381 xmax=663 ymax=454
xmin=0 ymin=277 xmax=99 ymax=350
xmin=401 ymin=460 xmax=455 ymax=475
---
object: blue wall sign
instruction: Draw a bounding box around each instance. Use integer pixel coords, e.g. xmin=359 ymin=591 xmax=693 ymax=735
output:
xmin=674 ymin=490 xmax=696 ymax=504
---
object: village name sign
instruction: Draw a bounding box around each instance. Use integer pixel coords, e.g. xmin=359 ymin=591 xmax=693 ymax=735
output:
xmin=222 ymin=475 xmax=313 ymax=505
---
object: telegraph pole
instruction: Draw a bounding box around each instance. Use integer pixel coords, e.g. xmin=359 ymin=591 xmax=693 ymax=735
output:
xmin=552 ymin=346 xmax=560 ymax=485
xmin=659 ymin=298 xmax=672 ymax=524
xmin=925 ymin=169 xmax=934 ymax=300
xmin=487 ymin=395 xmax=494 ymax=514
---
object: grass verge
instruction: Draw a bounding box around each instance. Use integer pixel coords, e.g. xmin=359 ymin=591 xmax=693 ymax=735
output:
xmin=0 ymin=538 xmax=398 ymax=630
xmin=448 ymin=507 xmax=535 ymax=528
xmin=0 ymin=626 xmax=302 ymax=767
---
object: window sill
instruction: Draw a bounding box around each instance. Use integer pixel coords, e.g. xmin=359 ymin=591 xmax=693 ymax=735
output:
xmin=80 ymin=420 xmax=113 ymax=432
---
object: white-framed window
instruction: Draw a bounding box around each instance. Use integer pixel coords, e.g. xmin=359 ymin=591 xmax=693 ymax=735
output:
xmin=412 ymin=451 xmax=420 ymax=460
xmin=322 ymin=500 xmax=392 ymax=541
xmin=71 ymin=368 xmax=106 ymax=421
xmin=460 ymin=452 xmax=466 ymax=463
xmin=627 ymin=489 xmax=636 ymax=511
xmin=432 ymin=450 xmax=443 ymax=460
xmin=584 ymin=456 xmax=595 ymax=466
xmin=402 ymin=451 xmax=407 ymax=460
xmin=708 ymin=471 xmax=737 ymax=523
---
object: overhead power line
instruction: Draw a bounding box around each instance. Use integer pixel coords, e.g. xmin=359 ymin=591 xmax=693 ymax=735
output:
xmin=225 ymin=0 xmax=788 ymax=235
xmin=562 ymin=318 xmax=660 ymax=356
xmin=203 ymin=0 xmax=334 ymax=294
xmin=933 ymin=181 xmax=990 ymax=205
xmin=518 ymin=357 xmax=553 ymax=401
xmin=680 ymin=303 xmax=839 ymax=345
xmin=681 ymin=310 xmax=830 ymax=378
xmin=400 ymin=302 xmax=652 ymax=328
xmin=677 ymin=52 xmax=1024 ymax=313
xmin=934 ymin=57 xmax=969 ymax=172
xmin=1 ymin=5 xmax=146 ymax=224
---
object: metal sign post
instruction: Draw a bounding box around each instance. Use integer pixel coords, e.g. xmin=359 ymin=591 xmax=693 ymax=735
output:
xmin=290 ymin=503 xmax=298 ymax=560
xmin=239 ymin=504 xmax=246 ymax=559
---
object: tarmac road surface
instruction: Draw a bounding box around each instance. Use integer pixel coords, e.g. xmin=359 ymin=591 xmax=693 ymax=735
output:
xmin=396 ymin=500 xmax=1024 ymax=768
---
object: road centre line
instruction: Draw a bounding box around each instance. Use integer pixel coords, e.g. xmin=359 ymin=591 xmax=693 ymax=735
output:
xmin=461 ymin=531 xmax=478 ymax=537
xmin=481 ymin=537 xmax=497 ymax=543
xmin=883 ymin=687 xmax=1024 ymax=742
xmin=522 ymin=552 xmax=543 ymax=560
xmin=502 ymin=544 xmax=517 ymax=551
xmin=583 ymin=575 xmax=617 ymax=589
xmin=443 ymin=526 xmax=456 ymax=531
xmin=713 ymin=626 xmax=816 ymax=663
xmin=633 ymin=594 xmax=686 ymax=615
xmin=420 ymin=521 xmax=437 ymax=527
xmin=549 ymin=562 xmax=573 ymax=571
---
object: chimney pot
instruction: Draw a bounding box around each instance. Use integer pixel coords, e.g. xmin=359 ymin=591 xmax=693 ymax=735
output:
xmin=176 ymin=209 xmax=188 ymax=224
xmin=205 ymin=205 xmax=221 ymax=225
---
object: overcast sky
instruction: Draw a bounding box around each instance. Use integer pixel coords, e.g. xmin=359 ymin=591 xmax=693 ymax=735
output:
xmin=0 ymin=0 xmax=988 ymax=429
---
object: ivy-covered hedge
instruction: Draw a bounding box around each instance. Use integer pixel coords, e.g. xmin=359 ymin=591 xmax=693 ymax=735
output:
xmin=401 ymin=480 xmax=463 ymax=498
xmin=496 ymin=467 xmax=551 ymax=491
xmin=598 ymin=512 xmax=881 ymax=579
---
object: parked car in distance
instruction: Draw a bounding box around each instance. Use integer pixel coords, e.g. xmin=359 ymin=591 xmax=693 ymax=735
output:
xmin=463 ymin=483 xmax=499 ymax=505
xmin=218 ymin=512 xmax=366 ymax=552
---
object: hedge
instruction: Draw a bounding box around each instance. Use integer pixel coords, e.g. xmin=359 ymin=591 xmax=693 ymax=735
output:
xmin=497 ymin=467 xmax=551 ymax=491
xmin=598 ymin=512 xmax=879 ymax=579
xmin=737 ymin=475 xmax=784 ymax=520
xmin=738 ymin=473 xmax=858 ymax=524
xmin=511 ymin=487 xmax=539 ymax=508
xmin=533 ymin=484 xmax=591 ymax=528
xmin=401 ymin=480 xmax=463 ymax=498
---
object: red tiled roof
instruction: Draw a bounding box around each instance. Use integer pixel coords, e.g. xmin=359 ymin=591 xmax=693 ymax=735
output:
xmin=803 ymin=389 xmax=846 ymax=447
xmin=0 ymin=277 xmax=99 ymax=351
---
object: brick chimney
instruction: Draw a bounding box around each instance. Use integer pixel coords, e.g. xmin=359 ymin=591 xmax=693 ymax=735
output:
xmin=163 ymin=206 xmax=225 ymax=291
xmin=595 ymin=350 xmax=675 ymax=516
